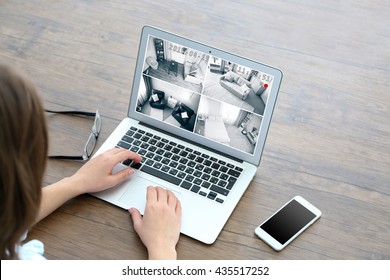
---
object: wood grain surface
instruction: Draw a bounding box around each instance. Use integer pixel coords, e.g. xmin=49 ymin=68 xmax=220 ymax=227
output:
xmin=0 ymin=0 xmax=389 ymax=259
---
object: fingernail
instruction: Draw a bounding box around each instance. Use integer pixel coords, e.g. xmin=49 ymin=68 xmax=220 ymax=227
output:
xmin=128 ymin=208 xmax=133 ymax=214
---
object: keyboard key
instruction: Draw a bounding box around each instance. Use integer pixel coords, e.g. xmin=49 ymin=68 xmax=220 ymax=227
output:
xmin=201 ymin=181 xmax=211 ymax=189
xmin=220 ymin=173 xmax=229 ymax=180
xmin=217 ymin=180 xmax=227 ymax=187
xmin=130 ymin=162 xmax=142 ymax=170
xmin=140 ymin=143 xmax=149 ymax=149
xmin=156 ymin=141 xmax=165 ymax=148
xmin=193 ymin=178 xmax=202 ymax=185
xmin=203 ymin=167 xmax=212 ymax=174
xmin=180 ymin=151 xmax=188 ymax=157
xmin=177 ymin=164 xmax=186 ymax=171
xmin=161 ymin=165 xmax=170 ymax=172
xmin=156 ymin=148 xmax=165 ymax=155
xmin=148 ymin=146 xmax=157 ymax=152
xmin=193 ymin=170 xmax=202 ymax=177
xmin=180 ymin=181 xmax=191 ymax=190
xmin=126 ymin=130 xmax=135 ymax=136
xmin=133 ymin=140 xmax=142 ymax=146
xmin=122 ymin=158 xmax=132 ymax=166
xmin=187 ymin=154 xmax=196 ymax=160
xmin=226 ymin=177 xmax=237 ymax=190
xmin=191 ymin=185 xmax=200 ymax=193
xmin=145 ymin=152 xmax=154 ymax=158
xmin=141 ymin=165 xmax=181 ymax=186
xmin=195 ymin=157 xmax=204 ymax=163
xmin=210 ymin=185 xmax=229 ymax=196
xmin=216 ymin=198 xmax=224 ymax=204
xmin=199 ymin=191 xmax=207 ymax=197
xmin=228 ymin=169 xmax=241 ymax=178
xmin=122 ymin=135 xmax=134 ymax=143
xmin=171 ymin=155 xmax=180 ymax=161
xmin=207 ymin=192 xmax=217 ymax=200
xmin=164 ymin=151 xmax=173 ymax=158
xmin=185 ymin=175 xmax=194 ymax=182
xmin=133 ymin=133 xmax=142 ymax=139
xmin=169 ymin=168 xmax=178 ymax=176
xmin=211 ymin=163 xmax=220 ymax=169
xmin=130 ymin=146 xmax=139 ymax=152
xmin=210 ymin=177 xmax=218 ymax=184
xmin=117 ymin=141 xmax=131 ymax=149
xmin=153 ymin=155 xmax=162 ymax=162
xmin=220 ymin=166 xmax=228 ymax=173
xmin=185 ymin=167 xmax=194 ymax=174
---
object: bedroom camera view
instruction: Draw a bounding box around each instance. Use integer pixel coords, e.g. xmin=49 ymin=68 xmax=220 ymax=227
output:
xmin=136 ymin=35 xmax=274 ymax=155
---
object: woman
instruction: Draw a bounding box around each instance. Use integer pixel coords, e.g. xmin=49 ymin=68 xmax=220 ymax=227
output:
xmin=0 ymin=64 xmax=181 ymax=260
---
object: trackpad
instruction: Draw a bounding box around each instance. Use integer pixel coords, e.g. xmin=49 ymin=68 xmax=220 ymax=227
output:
xmin=118 ymin=176 xmax=151 ymax=215
xmin=118 ymin=174 xmax=182 ymax=215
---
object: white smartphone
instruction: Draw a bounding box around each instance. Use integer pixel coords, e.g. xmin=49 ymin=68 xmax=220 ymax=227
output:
xmin=255 ymin=196 xmax=321 ymax=251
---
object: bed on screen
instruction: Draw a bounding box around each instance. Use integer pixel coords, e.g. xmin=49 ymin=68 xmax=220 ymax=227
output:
xmin=204 ymin=115 xmax=230 ymax=145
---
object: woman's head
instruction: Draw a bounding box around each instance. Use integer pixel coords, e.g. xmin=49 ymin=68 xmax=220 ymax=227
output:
xmin=0 ymin=64 xmax=48 ymax=259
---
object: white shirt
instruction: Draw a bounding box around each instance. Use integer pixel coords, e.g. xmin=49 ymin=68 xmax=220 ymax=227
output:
xmin=17 ymin=232 xmax=46 ymax=260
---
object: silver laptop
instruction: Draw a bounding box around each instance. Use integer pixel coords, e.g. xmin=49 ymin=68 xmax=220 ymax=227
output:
xmin=92 ymin=26 xmax=283 ymax=244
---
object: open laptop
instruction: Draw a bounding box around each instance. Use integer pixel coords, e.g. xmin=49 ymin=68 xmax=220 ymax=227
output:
xmin=92 ymin=26 xmax=283 ymax=244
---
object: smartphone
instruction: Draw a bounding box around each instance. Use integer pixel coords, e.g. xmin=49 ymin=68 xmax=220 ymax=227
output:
xmin=255 ymin=196 xmax=321 ymax=251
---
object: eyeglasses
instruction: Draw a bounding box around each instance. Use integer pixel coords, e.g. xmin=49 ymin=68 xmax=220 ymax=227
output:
xmin=45 ymin=109 xmax=101 ymax=160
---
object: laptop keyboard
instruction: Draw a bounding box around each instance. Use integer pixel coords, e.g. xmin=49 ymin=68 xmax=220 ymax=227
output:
xmin=115 ymin=126 xmax=243 ymax=204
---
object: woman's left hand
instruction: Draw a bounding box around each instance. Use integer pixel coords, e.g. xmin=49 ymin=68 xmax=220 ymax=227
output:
xmin=71 ymin=148 xmax=142 ymax=193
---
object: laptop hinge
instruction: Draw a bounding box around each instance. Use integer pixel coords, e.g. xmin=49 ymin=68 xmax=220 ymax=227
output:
xmin=139 ymin=122 xmax=244 ymax=163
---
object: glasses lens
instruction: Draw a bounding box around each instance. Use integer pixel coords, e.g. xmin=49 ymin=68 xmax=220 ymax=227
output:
xmin=84 ymin=133 xmax=97 ymax=159
xmin=92 ymin=110 xmax=101 ymax=136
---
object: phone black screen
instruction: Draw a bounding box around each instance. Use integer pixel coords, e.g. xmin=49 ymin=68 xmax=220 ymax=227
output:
xmin=260 ymin=199 xmax=316 ymax=245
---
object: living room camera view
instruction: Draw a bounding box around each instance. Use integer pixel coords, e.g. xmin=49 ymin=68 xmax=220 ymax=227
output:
xmin=136 ymin=35 xmax=274 ymax=155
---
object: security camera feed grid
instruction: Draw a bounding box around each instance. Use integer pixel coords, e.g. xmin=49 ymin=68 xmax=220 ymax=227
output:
xmin=136 ymin=36 xmax=274 ymax=155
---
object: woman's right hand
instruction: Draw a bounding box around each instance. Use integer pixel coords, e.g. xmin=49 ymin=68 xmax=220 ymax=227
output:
xmin=129 ymin=186 xmax=182 ymax=260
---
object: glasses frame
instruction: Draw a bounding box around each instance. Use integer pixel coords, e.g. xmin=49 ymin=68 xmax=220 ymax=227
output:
xmin=45 ymin=109 xmax=101 ymax=161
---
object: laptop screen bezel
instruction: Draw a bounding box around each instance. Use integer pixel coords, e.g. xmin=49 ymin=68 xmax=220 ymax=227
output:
xmin=127 ymin=26 xmax=283 ymax=166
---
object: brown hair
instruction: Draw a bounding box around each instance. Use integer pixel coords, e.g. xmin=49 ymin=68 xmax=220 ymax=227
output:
xmin=0 ymin=64 xmax=48 ymax=259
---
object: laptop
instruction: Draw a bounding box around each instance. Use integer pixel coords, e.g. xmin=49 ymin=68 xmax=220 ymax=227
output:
xmin=92 ymin=26 xmax=283 ymax=244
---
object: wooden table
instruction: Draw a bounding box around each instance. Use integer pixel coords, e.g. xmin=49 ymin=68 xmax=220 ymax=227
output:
xmin=1 ymin=0 xmax=389 ymax=260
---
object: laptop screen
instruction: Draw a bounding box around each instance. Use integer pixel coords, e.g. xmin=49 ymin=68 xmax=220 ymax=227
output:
xmin=129 ymin=27 xmax=282 ymax=165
